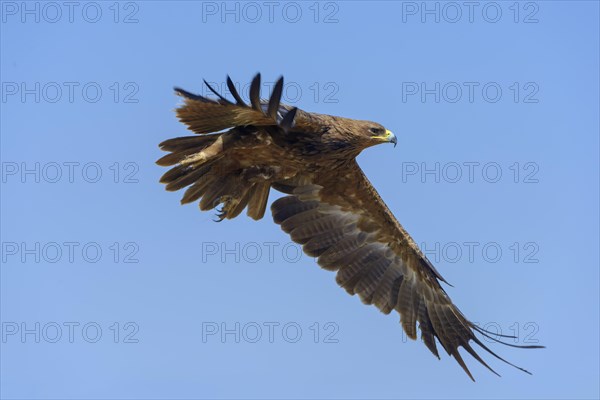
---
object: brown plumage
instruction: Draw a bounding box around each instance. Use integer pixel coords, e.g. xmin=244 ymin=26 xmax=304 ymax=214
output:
xmin=157 ymin=73 xmax=542 ymax=380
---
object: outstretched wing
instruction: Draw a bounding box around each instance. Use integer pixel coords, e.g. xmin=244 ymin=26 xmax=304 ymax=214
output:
xmin=271 ymin=162 xmax=541 ymax=380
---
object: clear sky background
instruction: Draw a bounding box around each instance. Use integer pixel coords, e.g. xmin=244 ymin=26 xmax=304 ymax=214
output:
xmin=1 ymin=1 xmax=599 ymax=399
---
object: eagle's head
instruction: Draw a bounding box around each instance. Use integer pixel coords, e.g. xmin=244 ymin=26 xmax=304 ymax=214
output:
xmin=322 ymin=118 xmax=397 ymax=156
xmin=361 ymin=122 xmax=397 ymax=148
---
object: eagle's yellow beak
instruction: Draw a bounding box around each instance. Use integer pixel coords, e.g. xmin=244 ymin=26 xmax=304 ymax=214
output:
xmin=374 ymin=129 xmax=397 ymax=147
xmin=385 ymin=130 xmax=397 ymax=147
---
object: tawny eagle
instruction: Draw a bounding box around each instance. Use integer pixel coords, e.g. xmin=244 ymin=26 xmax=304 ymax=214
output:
xmin=157 ymin=74 xmax=541 ymax=380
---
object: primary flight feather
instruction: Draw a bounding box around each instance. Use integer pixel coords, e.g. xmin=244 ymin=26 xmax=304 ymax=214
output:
xmin=157 ymin=73 xmax=541 ymax=380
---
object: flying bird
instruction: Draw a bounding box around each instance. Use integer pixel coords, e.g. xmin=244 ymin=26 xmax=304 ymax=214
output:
xmin=157 ymin=73 xmax=541 ymax=380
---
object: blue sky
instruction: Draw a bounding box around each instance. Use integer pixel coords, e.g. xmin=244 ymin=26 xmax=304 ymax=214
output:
xmin=1 ymin=1 xmax=599 ymax=399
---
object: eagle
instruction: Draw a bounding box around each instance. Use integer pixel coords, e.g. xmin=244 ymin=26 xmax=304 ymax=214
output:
xmin=157 ymin=73 xmax=541 ymax=380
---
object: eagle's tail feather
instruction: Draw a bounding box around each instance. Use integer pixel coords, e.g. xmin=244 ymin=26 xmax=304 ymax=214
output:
xmin=246 ymin=182 xmax=270 ymax=220
xmin=158 ymin=132 xmax=226 ymax=192
xmin=158 ymin=131 xmax=271 ymax=221
xmin=156 ymin=135 xmax=221 ymax=166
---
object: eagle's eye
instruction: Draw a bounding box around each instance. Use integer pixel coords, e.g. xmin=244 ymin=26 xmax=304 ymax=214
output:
xmin=369 ymin=127 xmax=383 ymax=136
